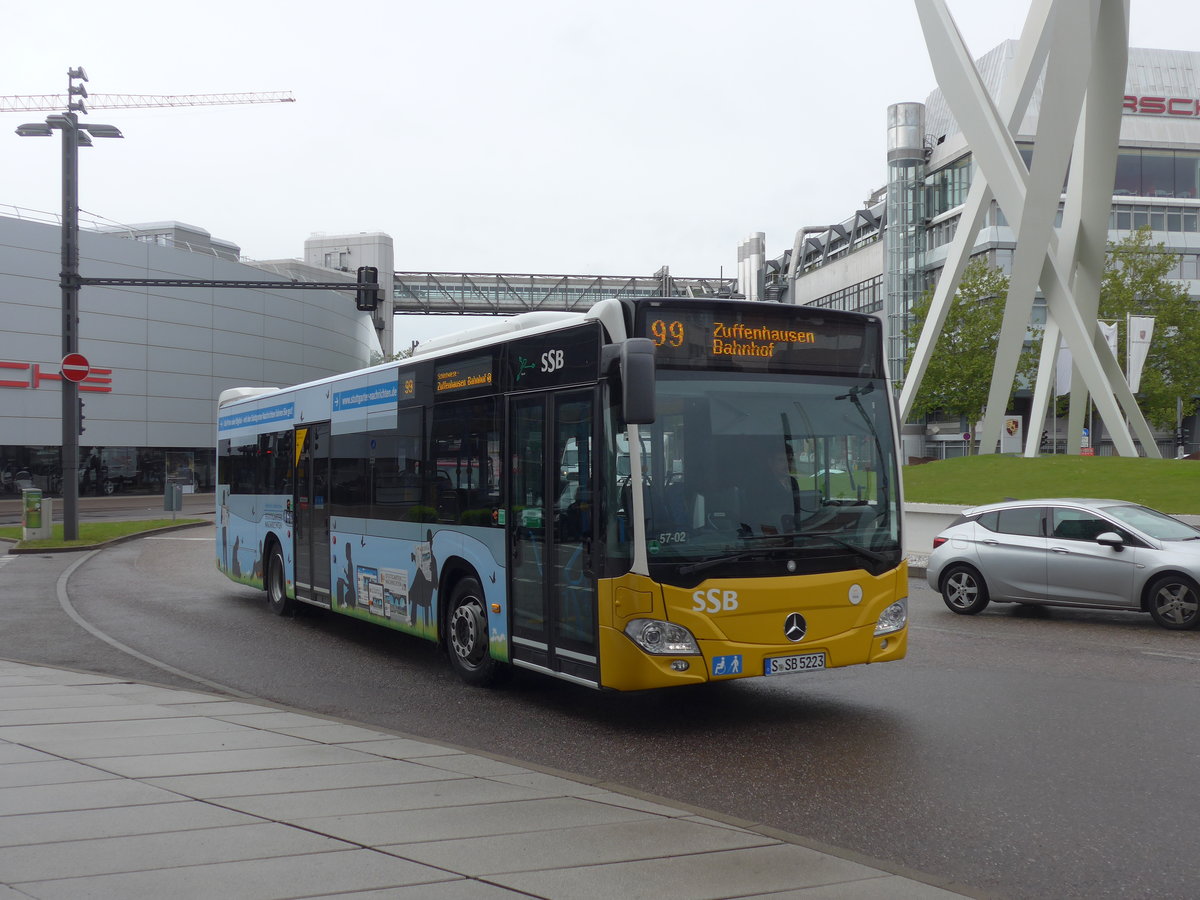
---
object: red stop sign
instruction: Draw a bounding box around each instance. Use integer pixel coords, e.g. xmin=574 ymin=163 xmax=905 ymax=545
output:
xmin=61 ymin=352 xmax=91 ymax=383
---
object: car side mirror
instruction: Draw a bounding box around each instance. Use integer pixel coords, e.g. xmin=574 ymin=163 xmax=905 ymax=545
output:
xmin=1095 ymin=531 xmax=1124 ymax=549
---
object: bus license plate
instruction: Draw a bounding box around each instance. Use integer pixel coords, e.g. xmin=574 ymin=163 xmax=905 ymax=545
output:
xmin=765 ymin=652 xmax=826 ymax=676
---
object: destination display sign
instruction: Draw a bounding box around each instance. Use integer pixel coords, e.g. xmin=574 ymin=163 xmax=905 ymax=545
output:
xmin=636 ymin=301 xmax=883 ymax=377
xmin=434 ymin=354 xmax=494 ymax=395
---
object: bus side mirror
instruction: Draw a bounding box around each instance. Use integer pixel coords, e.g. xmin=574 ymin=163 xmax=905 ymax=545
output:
xmin=606 ymin=338 xmax=656 ymax=425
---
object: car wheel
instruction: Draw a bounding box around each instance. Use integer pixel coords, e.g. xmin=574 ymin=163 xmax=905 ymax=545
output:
xmin=940 ymin=564 xmax=990 ymax=615
xmin=446 ymin=576 xmax=506 ymax=686
xmin=266 ymin=544 xmax=295 ymax=616
xmin=1146 ymin=574 xmax=1200 ymax=630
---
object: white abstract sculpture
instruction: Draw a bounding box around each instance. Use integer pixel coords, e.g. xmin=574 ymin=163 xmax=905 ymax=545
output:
xmin=900 ymin=0 xmax=1158 ymax=458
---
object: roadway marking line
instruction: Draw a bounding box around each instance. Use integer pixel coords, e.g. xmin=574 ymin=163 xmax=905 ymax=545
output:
xmin=57 ymin=549 xmax=253 ymax=698
xmin=144 ymin=536 xmax=212 ymax=541
xmin=1142 ymin=650 xmax=1200 ymax=662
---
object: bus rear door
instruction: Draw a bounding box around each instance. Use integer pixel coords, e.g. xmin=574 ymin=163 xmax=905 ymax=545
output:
xmin=294 ymin=422 xmax=332 ymax=607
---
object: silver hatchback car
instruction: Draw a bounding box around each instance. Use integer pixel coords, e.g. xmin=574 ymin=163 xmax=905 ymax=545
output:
xmin=926 ymin=498 xmax=1200 ymax=630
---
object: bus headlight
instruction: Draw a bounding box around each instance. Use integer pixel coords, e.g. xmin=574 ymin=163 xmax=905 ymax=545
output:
xmin=624 ymin=619 xmax=700 ymax=655
xmin=874 ymin=597 xmax=907 ymax=635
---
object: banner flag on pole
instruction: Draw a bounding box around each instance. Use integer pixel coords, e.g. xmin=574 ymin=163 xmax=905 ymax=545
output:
xmin=1127 ymin=315 xmax=1154 ymax=393
xmin=1060 ymin=322 xmax=1119 ymax=397
xmin=1055 ymin=335 xmax=1072 ymax=396
xmin=1098 ymin=321 xmax=1120 ymax=360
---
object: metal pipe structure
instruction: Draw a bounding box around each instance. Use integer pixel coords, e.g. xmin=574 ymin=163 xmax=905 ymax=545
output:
xmin=747 ymin=232 xmax=765 ymax=302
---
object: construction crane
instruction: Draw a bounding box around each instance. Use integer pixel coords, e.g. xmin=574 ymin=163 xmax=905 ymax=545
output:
xmin=0 ymin=91 xmax=295 ymax=113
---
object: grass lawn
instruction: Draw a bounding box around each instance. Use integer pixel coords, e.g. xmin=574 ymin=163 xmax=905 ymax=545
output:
xmin=903 ymin=455 xmax=1200 ymax=514
xmin=0 ymin=519 xmax=203 ymax=550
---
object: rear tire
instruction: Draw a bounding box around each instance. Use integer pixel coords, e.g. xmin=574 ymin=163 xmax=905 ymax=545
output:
xmin=446 ymin=576 xmax=505 ymax=686
xmin=1147 ymin=574 xmax=1200 ymax=630
xmin=266 ymin=544 xmax=295 ymax=616
xmin=940 ymin=564 xmax=990 ymax=615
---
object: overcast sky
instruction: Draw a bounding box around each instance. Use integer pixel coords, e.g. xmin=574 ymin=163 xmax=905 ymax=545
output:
xmin=3 ymin=1 xmax=1195 ymax=345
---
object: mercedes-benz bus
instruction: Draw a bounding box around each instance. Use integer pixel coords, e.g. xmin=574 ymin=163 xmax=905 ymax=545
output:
xmin=216 ymin=296 xmax=907 ymax=690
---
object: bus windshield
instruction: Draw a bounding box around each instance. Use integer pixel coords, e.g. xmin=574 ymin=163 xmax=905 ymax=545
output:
xmin=627 ymin=371 xmax=901 ymax=581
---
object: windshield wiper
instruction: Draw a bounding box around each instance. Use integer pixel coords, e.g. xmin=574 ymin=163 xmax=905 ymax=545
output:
xmin=678 ymin=550 xmax=764 ymax=576
xmin=677 ymin=531 xmax=892 ymax=575
xmin=740 ymin=530 xmax=893 ymax=566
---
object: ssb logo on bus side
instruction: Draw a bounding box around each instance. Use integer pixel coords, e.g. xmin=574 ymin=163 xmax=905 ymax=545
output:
xmin=541 ymin=349 xmax=564 ymax=373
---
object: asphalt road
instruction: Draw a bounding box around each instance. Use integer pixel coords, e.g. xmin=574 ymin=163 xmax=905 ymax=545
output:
xmin=5 ymin=525 xmax=1200 ymax=899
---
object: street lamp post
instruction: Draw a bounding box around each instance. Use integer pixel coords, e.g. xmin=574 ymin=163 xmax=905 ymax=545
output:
xmin=16 ymin=67 xmax=122 ymax=541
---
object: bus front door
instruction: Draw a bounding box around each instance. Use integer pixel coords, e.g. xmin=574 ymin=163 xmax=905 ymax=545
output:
xmin=509 ymin=391 xmax=598 ymax=685
xmin=294 ymin=422 xmax=332 ymax=607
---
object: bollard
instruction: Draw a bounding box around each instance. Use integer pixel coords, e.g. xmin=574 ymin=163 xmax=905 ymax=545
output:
xmin=164 ymin=482 xmax=183 ymax=519
xmin=21 ymin=489 xmax=52 ymax=541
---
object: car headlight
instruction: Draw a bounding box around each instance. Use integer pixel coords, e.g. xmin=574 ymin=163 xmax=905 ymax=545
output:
xmin=624 ymin=619 xmax=701 ymax=655
xmin=874 ymin=597 xmax=907 ymax=635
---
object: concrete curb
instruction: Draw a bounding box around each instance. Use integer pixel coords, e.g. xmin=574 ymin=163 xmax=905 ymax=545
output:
xmin=4 ymin=518 xmax=210 ymax=555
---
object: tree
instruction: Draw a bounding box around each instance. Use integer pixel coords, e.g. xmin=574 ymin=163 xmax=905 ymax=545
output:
xmin=904 ymin=258 xmax=1039 ymax=450
xmin=368 ymin=341 xmax=420 ymax=366
xmin=1098 ymin=226 xmax=1200 ymax=430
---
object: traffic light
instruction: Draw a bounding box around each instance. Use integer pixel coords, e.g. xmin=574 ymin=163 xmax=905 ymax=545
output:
xmin=78 ymin=397 xmax=86 ymax=434
xmin=355 ymin=266 xmax=380 ymax=312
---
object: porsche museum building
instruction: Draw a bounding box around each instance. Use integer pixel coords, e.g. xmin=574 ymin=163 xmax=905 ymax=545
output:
xmin=767 ymin=42 xmax=1200 ymax=458
xmin=0 ymin=214 xmax=382 ymax=498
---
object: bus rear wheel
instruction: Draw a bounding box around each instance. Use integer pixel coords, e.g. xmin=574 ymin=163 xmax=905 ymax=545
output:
xmin=447 ymin=576 xmax=503 ymax=686
xmin=266 ymin=544 xmax=295 ymax=616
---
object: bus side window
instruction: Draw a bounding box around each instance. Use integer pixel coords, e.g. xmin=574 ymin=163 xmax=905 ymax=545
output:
xmin=429 ymin=398 xmax=500 ymax=526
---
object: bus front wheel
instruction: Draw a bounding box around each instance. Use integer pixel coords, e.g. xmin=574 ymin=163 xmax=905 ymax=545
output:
xmin=447 ymin=576 xmax=503 ymax=686
xmin=266 ymin=544 xmax=295 ymax=616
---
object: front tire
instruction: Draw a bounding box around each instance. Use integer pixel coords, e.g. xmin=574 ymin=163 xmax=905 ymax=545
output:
xmin=266 ymin=544 xmax=295 ymax=616
xmin=1147 ymin=574 xmax=1200 ymax=630
xmin=446 ymin=576 xmax=504 ymax=686
xmin=940 ymin=564 xmax=990 ymax=615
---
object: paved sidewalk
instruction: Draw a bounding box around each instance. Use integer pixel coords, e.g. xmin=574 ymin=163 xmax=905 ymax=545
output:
xmin=0 ymin=658 xmax=972 ymax=899
xmin=0 ymin=504 xmax=966 ymax=899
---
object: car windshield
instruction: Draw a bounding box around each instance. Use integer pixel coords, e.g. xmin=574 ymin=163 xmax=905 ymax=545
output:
xmin=614 ymin=371 xmax=901 ymax=579
xmin=1105 ymin=504 xmax=1200 ymax=541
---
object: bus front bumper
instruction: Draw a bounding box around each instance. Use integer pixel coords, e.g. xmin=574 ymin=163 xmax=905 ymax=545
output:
xmin=596 ymin=621 xmax=907 ymax=691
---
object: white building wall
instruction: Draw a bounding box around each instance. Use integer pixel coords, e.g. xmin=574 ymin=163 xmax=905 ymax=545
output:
xmin=303 ymin=232 xmax=396 ymax=355
xmin=0 ymin=215 xmax=381 ymax=449
xmin=791 ymin=241 xmax=883 ymax=306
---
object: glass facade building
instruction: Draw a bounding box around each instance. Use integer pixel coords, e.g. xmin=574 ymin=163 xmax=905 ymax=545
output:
xmin=884 ymin=102 xmax=928 ymax=381
xmin=771 ymin=42 xmax=1200 ymax=456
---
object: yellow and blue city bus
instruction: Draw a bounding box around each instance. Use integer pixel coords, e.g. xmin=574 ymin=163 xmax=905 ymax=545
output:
xmin=216 ymin=296 xmax=907 ymax=690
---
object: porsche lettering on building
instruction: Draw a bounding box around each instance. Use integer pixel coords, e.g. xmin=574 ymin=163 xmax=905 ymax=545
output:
xmin=0 ymin=360 xmax=113 ymax=392
xmin=1123 ymin=95 xmax=1200 ymax=117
